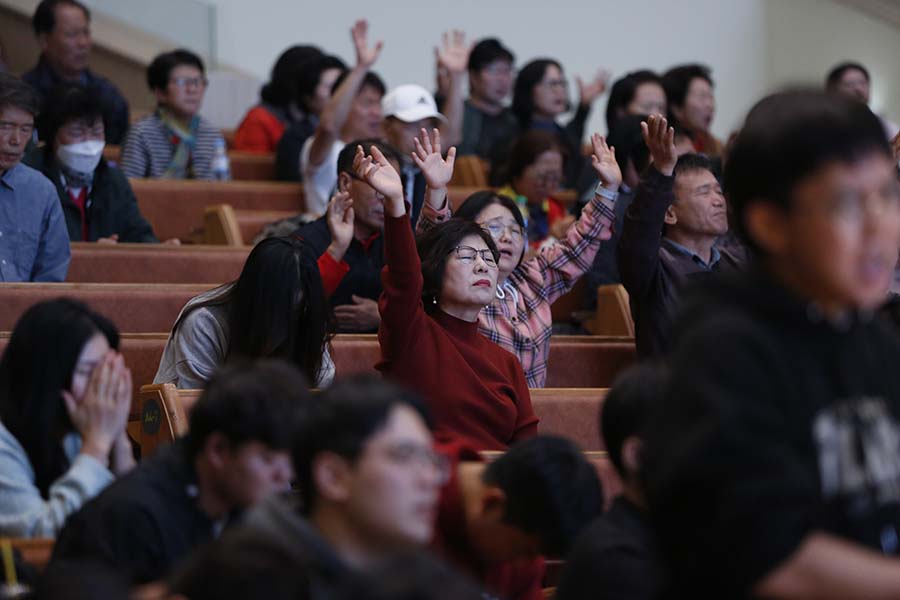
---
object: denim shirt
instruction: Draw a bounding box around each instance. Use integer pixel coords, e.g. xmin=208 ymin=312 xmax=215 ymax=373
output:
xmin=0 ymin=162 xmax=71 ymax=282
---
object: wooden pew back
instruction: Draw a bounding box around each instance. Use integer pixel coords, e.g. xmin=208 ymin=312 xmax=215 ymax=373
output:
xmin=67 ymin=243 xmax=248 ymax=284
xmin=0 ymin=283 xmax=209 ymax=333
xmin=131 ymin=179 xmax=304 ymax=242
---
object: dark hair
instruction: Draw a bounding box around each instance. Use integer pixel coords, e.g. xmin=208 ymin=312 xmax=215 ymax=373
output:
xmin=673 ymin=152 xmax=717 ymax=181
xmin=416 ymin=219 xmax=499 ymax=313
xmin=511 ymin=59 xmax=564 ymax=128
xmin=605 ymin=70 xmax=664 ymax=133
xmin=147 ymin=49 xmax=205 ymax=92
xmin=468 ymin=38 xmax=515 ymax=73
xmin=335 ymin=553 xmax=483 ymax=600
xmin=484 ymin=435 xmax=603 ymax=557
xmin=607 ymin=114 xmax=651 ymax=178
xmin=32 ymin=0 xmax=89 ymax=35
xmin=296 ymin=54 xmax=347 ymax=114
xmin=259 ymin=45 xmax=322 ymax=109
xmin=330 ymin=70 xmax=386 ymax=97
xmin=453 ymin=191 xmax=526 ymax=267
xmin=187 ymin=359 xmax=309 ymax=459
xmin=826 ymin=61 xmax=870 ymax=91
xmin=601 ymin=364 xmax=668 ymax=477
xmin=292 ymin=375 xmax=431 ymax=513
xmin=0 ymin=299 xmax=118 ymax=496
xmin=337 ymin=139 xmax=401 ymax=178
xmin=662 ymin=64 xmax=713 ymax=116
xmin=180 ymin=237 xmax=331 ymax=384
xmin=503 ymin=129 xmax=567 ymax=183
xmin=0 ymin=72 xmax=40 ymax=117
xmin=169 ymin=529 xmax=312 ymax=600
xmin=36 ymin=84 xmax=106 ymax=157
xmin=724 ymin=89 xmax=890 ymax=253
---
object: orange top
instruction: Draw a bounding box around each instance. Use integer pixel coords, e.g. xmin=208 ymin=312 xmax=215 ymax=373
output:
xmin=233 ymin=106 xmax=285 ymax=153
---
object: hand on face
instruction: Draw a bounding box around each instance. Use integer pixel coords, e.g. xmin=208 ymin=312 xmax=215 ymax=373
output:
xmin=354 ymin=145 xmax=404 ymax=217
xmin=641 ymin=114 xmax=678 ymax=177
xmin=589 ymin=133 xmax=622 ymax=188
xmin=411 ymin=128 xmax=457 ymax=190
xmin=63 ymin=350 xmax=132 ymax=461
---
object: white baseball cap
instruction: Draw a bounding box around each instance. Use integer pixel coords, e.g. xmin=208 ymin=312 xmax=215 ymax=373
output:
xmin=382 ymin=84 xmax=447 ymax=124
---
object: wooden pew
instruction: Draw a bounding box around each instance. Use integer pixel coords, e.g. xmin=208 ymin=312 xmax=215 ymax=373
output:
xmin=104 ymin=146 xmax=276 ymax=181
xmin=67 ymin=243 xmax=249 ymax=284
xmin=137 ymin=384 xmax=611 ymax=455
xmin=202 ymin=204 xmax=297 ymax=246
xmin=0 ymin=283 xmax=210 ymax=333
xmin=131 ymin=179 xmax=304 ymax=242
xmin=7 ymin=538 xmax=55 ymax=571
xmin=330 ymin=334 xmax=634 ymax=389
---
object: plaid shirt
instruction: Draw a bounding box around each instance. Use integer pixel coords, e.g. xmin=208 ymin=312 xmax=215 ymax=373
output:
xmin=418 ymin=190 xmax=617 ymax=387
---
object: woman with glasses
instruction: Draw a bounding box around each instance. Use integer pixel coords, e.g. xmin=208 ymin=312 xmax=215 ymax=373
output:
xmin=508 ymin=59 xmax=609 ymax=189
xmin=355 ymin=136 xmax=536 ymax=451
xmin=418 ymin=129 xmax=621 ymax=388
xmin=120 ymin=49 xmax=226 ymax=180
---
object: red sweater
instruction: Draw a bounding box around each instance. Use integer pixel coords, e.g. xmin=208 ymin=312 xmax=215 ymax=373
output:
xmin=432 ymin=441 xmax=545 ymax=600
xmin=377 ymin=214 xmax=538 ymax=451
xmin=233 ymin=106 xmax=285 ymax=153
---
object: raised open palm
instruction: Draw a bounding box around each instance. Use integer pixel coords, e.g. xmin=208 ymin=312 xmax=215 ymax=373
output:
xmin=412 ymin=128 xmax=457 ymax=189
xmin=351 ymin=19 xmax=383 ymax=68
xmin=354 ymin=145 xmax=403 ymax=203
xmin=589 ymin=133 xmax=622 ymax=188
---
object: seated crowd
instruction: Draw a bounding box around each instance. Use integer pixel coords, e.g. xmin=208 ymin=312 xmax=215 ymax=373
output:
xmin=2 ymin=0 xmax=900 ymax=598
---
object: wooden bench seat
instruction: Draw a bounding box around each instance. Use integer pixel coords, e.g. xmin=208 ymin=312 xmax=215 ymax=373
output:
xmin=0 ymin=283 xmax=211 ymax=333
xmin=104 ymin=145 xmax=277 ymax=181
xmin=131 ymin=179 xmax=304 ymax=242
xmin=67 ymin=243 xmax=249 ymax=284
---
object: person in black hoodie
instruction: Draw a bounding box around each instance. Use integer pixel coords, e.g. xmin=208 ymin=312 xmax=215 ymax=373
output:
xmin=26 ymin=84 xmax=159 ymax=243
xmin=50 ymin=360 xmax=305 ymax=586
xmin=641 ymin=89 xmax=900 ymax=599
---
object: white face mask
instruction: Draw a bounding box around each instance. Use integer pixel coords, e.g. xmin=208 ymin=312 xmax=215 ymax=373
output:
xmin=56 ymin=139 xmax=105 ymax=175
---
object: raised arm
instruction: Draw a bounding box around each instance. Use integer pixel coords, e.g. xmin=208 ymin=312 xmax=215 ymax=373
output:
xmin=318 ymin=190 xmax=354 ymax=296
xmin=523 ymin=133 xmax=620 ymax=302
xmin=411 ymin=127 xmax=456 ymax=235
xmin=307 ymin=20 xmax=383 ymax=168
xmin=434 ymin=30 xmax=471 ymax=147
xmin=564 ymin=68 xmax=610 ymax=145
xmin=617 ymin=115 xmax=678 ymax=299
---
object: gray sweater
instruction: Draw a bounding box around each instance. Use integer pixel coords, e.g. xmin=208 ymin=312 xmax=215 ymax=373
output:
xmin=0 ymin=422 xmax=113 ymax=538
xmin=154 ymin=288 xmax=335 ymax=388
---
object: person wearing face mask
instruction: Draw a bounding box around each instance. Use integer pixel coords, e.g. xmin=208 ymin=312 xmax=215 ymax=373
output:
xmin=26 ymin=84 xmax=158 ymax=243
xmin=418 ymin=129 xmax=621 ymax=388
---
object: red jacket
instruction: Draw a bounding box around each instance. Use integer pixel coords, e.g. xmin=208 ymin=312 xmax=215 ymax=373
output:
xmin=233 ymin=106 xmax=285 ymax=153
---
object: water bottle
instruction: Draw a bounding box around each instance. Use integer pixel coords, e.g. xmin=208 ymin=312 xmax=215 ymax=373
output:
xmin=210 ymin=138 xmax=231 ymax=181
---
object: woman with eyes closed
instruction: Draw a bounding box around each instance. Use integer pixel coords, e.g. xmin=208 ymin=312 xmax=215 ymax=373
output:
xmin=355 ymin=135 xmax=536 ymax=451
xmin=417 ymin=129 xmax=622 ymax=388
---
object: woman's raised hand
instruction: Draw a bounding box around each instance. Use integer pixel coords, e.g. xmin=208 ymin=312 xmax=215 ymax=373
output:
xmin=412 ymin=128 xmax=457 ymax=190
xmin=589 ymin=133 xmax=622 ymax=189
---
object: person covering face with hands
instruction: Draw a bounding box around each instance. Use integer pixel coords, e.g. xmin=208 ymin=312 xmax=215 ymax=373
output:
xmin=365 ymin=132 xmax=537 ymax=450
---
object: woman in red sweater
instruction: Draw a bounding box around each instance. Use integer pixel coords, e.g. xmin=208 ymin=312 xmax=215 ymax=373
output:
xmin=353 ymin=139 xmax=537 ymax=451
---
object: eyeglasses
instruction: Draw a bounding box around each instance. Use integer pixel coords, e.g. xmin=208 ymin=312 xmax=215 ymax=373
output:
xmin=821 ymin=188 xmax=900 ymax=224
xmin=540 ymin=79 xmax=568 ymax=90
xmin=482 ymin=64 xmax=515 ymax=78
xmin=380 ymin=443 xmax=451 ymax=484
xmin=170 ymin=76 xmax=208 ymax=89
xmin=530 ymin=171 xmax=562 ymax=187
xmin=480 ymin=220 xmax=524 ymax=240
xmin=453 ymin=245 xmax=498 ymax=268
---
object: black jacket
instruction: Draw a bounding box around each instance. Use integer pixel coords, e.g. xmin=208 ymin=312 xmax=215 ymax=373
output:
xmin=50 ymin=441 xmax=219 ymax=584
xmin=296 ymin=216 xmax=385 ymax=312
xmin=25 ymin=151 xmax=157 ymax=243
xmin=642 ymin=268 xmax=900 ymax=598
xmin=617 ymin=167 xmax=743 ymax=358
